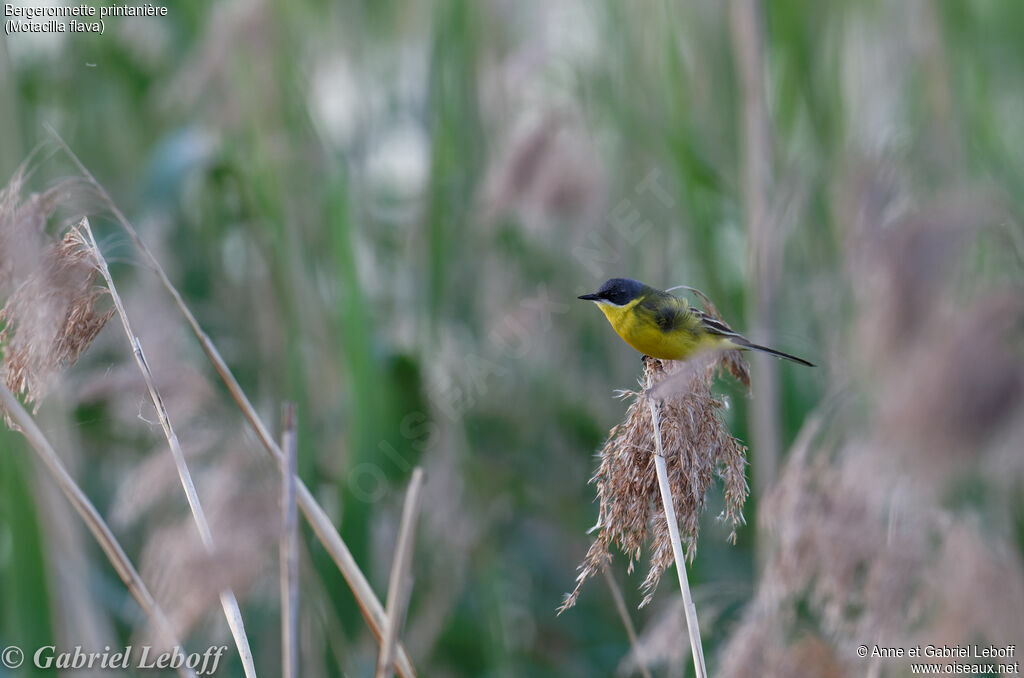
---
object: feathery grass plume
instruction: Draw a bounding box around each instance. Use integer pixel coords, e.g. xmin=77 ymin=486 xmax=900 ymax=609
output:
xmin=479 ymin=110 xmax=606 ymax=231
xmin=0 ymin=175 xmax=113 ymax=414
xmin=560 ymin=308 xmax=749 ymax=612
xmin=720 ymin=408 xmax=1024 ymax=677
xmin=879 ymin=293 xmax=1024 ymax=465
xmin=139 ymin=450 xmax=281 ymax=642
xmin=617 ymin=599 xmax=690 ymax=677
xmin=0 ymin=167 xmax=47 ymax=293
xmin=620 ymin=583 xmax=752 ymax=676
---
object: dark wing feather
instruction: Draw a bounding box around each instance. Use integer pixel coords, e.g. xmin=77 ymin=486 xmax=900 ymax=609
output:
xmin=695 ymin=310 xmax=747 ymax=341
xmin=639 ymin=291 xmax=690 ymax=333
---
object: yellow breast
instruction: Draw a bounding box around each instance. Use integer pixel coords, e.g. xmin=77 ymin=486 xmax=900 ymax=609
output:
xmin=594 ymin=297 xmax=710 ymax=361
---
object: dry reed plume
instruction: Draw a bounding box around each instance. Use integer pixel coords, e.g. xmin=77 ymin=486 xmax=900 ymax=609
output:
xmin=137 ymin=453 xmax=280 ymax=644
xmin=0 ymin=168 xmax=46 ymax=291
xmin=560 ymin=295 xmax=750 ymax=613
xmin=0 ymin=172 xmax=113 ymax=413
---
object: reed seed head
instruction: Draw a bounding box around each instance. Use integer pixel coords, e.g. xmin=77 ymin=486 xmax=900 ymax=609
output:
xmin=0 ymin=179 xmax=113 ymax=415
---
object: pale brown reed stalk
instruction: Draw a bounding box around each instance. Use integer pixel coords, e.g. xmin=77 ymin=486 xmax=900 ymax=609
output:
xmin=376 ymin=468 xmax=425 ymax=678
xmin=52 ymin=131 xmax=419 ymax=678
xmin=280 ymin=403 xmax=299 ymax=678
xmin=649 ymin=394 xmax=707 ymax=678
xmin=730 ymin=0 xmax=783 ymax=503
xmin=0 ymin=383 xmax=197 ymax=678
xmin=74 ymin=218 xmax=258 ymax=678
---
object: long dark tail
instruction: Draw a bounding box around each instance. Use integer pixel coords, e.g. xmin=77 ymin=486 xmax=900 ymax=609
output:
xmin=735 ymin=339 xmax=815 ymax=367
xmin=695 ymin=310 xmax=815 ymax=366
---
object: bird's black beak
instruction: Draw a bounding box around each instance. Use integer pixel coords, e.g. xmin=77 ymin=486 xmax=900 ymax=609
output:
xmin=577 ymin=293 xmax=601 ymax=301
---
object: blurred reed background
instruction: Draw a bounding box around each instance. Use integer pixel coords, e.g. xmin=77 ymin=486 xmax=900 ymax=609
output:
xmin=1 ymin=1 xmax=1023 ymax=676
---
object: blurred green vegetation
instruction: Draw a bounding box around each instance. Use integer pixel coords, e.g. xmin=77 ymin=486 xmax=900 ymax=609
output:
xmin=1 ymin=1 xmax=1023 ymax=677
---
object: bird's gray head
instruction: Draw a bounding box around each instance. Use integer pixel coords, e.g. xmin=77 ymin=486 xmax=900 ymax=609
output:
xmin=578 ymin=278 xmax=647 ymax=306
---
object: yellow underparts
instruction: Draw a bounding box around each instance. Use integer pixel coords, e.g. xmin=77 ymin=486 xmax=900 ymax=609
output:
xmin=593 ymin=299 xmax=727 ymax=361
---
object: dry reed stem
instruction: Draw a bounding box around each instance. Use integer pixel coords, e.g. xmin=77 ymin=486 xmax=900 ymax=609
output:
xmin=0 ymin=383 xmax=196 ymax=678
xmin=280 ymin=403 xmax=299 ymax=678
xmin=600 ymin=568 xmax=653 ymax=678
xmin=52 ymin=131 xmax=419 ymax=678
xmin=297 ymin=482 xmax=418 ymax=677
xmin=75 ymin=218 xmax=258 ymax=678
xmin=649 ymin=397 xmax=707 ymax=678
xmin=730 ymin=0 xmax=783 ymax=504
xmin=376 ymin=468 xmax=425 ymax=678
